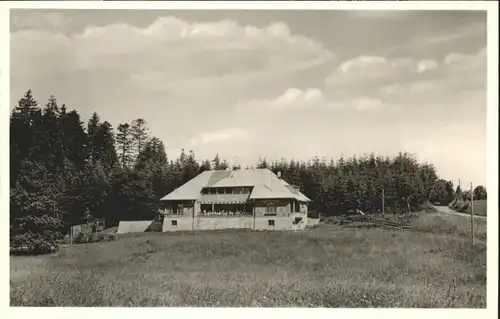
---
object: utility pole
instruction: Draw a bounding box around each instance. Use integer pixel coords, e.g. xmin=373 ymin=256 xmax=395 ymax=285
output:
xmin=458 ymin=178 xmax=461 ymax=198
xmin=470 ymin=182 xmax=474 ymax=245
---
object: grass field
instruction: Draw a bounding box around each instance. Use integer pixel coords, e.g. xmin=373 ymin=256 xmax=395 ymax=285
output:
xmin=449 ymin=199 xmax=487 ymax=217
xmin=10 ymin=211 xmax=487 ymax=307
xmin=471 ymin=200 xmax=487 ymax=216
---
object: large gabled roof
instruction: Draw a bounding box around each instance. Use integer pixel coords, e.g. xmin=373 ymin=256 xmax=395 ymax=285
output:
xmin=160 ymin=168 xmax=310 ymax=202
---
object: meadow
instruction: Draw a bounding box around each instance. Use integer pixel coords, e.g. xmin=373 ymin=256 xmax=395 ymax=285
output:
xmin=448 ymin=199 xmax=487 ymax=217
xmin=471 ymin=199 xmax=487 ymax=216
xmin=10 ymin=211 xmax=487 ymax=307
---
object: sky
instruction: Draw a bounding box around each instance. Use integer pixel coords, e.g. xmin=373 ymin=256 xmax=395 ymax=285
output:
xmin=10 ymin=9 xmax=487 ymax=187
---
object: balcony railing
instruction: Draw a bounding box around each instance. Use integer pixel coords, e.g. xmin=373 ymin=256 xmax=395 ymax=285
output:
xmin=199 ymin=211 xmax=252 ymax=217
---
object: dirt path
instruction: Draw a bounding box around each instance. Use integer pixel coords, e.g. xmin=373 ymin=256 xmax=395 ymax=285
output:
xmin=434 ymin=206 xmax=486 ymax=220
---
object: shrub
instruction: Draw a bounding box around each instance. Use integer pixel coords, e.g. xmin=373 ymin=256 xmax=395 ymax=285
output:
xmin=71 ymin=232 xmax=116 ymax=244
xmin=307 ymin=210 xmax=320 ymax=219
xmin=10 ymin=232 xmax=57 ymax=255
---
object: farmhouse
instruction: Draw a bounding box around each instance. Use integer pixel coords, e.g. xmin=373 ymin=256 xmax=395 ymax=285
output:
xmin=159 ymin=168 xmax=310 ymax=232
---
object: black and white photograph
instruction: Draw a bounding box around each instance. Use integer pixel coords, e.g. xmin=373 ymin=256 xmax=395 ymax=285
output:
xmin=2 ymin=1 xmax=497 ymax=313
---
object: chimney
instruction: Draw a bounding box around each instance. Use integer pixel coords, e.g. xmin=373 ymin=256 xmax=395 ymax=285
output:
xmin=277 ymin=171 xmax=282 ymax=178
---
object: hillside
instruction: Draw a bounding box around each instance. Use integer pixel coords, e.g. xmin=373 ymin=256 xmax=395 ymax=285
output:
xmin=10 ymin=212 xmax=486 ymax=307
xmin=449 ymin=199 xmax=487 ymax=216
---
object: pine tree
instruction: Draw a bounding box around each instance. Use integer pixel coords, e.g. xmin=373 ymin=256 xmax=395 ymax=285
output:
xmin=80 ymin=160 xmax=112 ymax=221
xmin=95 ymin=121 xmax=118 ymax=171
xmin=106 ymin=170 xmax=156 ymax=225
xmin=257 ymin=158 xmax=269 ymax=169
xmin=135 ymin=137 xmax=170 ymax=201
xmin=131 ymin=118 xmax=150 ymax=162
xmin=60 ymin=109 xmax=87 ymax=170
xmin=30 ymin=95 xmax=64 ymax=171
xmin=10 ymin=89 xmax=40 ymax=186
xmin=199 ymin=159 xmax=212 ymax=173
xmin=116 ymin=123 xmax=134 ymax=170
xmin=182 ymin=150 xmax=200 ymax=184
xmin=87 ymin=112 xmax=101 ymax=164
xmin=10 ymin=160 xmax=65 ymax=252
xmin=220 ymin=159 xmax=229 ymax=170
xmin=212 ymin=153 xmax=222 ymax=170
xmin=57 ymin=159 xmax=86 ymax=226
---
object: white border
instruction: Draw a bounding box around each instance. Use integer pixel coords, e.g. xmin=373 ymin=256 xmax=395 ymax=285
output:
xmin=0 ymin=2 xmax=498 ymax=319
xmin=0 ymin=1 xmax=495 ymax=11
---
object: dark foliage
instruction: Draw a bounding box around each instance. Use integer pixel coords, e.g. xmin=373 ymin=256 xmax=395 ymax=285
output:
xmin=10 ymin=90 xmax=473 ymax=254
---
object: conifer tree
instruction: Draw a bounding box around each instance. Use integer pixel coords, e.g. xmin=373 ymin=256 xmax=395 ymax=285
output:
xmin=60 ymin=109 xmax=87 ymax=170
xmin=199 ymin=159 xmax=212 ymax=173
xmin=10 ymin=89 xmax=40 ymax=186
xmin=95 ymin=121 xmax=118 ymax=171
xmin=131 ymin=118 xmax=150 ymax=161
xmin=116 ymin=123 xmax=134 ymax=170
xmin=87 ymin=112 xmax=101 ymax=164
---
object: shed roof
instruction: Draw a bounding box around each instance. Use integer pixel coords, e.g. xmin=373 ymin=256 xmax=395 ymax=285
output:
xmin=160 ymin=168 xmax=310 ymax=202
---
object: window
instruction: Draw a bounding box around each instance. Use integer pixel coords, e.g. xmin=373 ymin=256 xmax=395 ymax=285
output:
xmin=295 ymin=201 xmax=301 ymax=213
xmin=266 ymin=203 xmax=277 ymax=216
xmin=209 ymin=188 xmax=217 ymax=194
xmin=171 ymin=220 xmax=178 ymax=227
xmin=268 ymin=220 xmax=275 ymax=227
xmin=232 ymin=187 xmax=250 ymax=194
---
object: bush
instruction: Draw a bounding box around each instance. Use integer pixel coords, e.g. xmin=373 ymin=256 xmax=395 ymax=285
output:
xmin=307 ymin=210 xmax=320 ymax=219
xmin=10 ymin=232 xmax=57 ymax=255
xmin=72 ymin=232 xmax=116 ymax=244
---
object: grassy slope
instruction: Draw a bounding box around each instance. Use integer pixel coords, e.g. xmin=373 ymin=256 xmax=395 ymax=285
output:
xmin=449 ymin=199 xmax=487 ymax=217
xmin=10 ymin=212 xmax=486 ymax=307
xmin=471 ymin=200 xmax=487 ymax=216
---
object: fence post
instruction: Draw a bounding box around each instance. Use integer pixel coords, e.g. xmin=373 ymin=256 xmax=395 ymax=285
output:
xmin=470 ymin=182 xmax=474 ymax=246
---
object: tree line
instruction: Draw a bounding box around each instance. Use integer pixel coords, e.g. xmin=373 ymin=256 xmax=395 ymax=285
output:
xmin=9 ymin=90 xmax=487 ymax=251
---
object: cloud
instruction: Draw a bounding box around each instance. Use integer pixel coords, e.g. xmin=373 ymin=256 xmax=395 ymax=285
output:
xmin=11 ymin=11 xmax=72 ymax=30
xmin=345 ymin=11 xmax=414 ymax=20
xmin=337 ymin=56 xmax=389 ymax=74
xmin=325 ymin=45 xmax=486 ymax=117
xmin=327 ymin=55 xmax=439 ymax=87
xmin=421 ymin=22 xmax=486 ymax=46
xmin=324 ymin=55 xmax=442 ymax=102
xmin=237 ymin=88 xmax=325 ymax=113
xmin=416 ymin=60 xmax=439 ymax=74
xmin=11 ymin=15 xmax=333 ymax=89
xmin=444 ymin=46 xmax=486 ymax=72
xmin=235 ymin=44 xmax=485 ymax=120
xmin=354 ymin=98 xmax=386 ymax=112
xmin=238 ymin=87 xmax=398 ymax=116
xmin=189 ymin=128 xmax=251 ymax=147
xmin=377 ymin=47 xmax=486 ymax=103
xmin=265 ymin=88 xmax=324 ymax=110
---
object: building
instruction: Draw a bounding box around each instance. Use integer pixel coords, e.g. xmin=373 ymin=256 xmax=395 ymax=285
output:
xmin=159 ymin=168 xmax=310 ymax=232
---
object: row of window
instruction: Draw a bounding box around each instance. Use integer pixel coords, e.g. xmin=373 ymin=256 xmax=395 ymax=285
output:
xmin=161 ymin=201 xmax=303 ymax=216
xmin=265 ymin=201 xmax=302 ymax=214
xmin=169 ymin=219 xmax=279 ymax=227
xmin=201 ymin=187 xmax=252 ymax=195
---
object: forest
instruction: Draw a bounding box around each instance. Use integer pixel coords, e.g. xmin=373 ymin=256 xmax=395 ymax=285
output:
xmin=9 ymin=90 xmax=487 ymax=251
